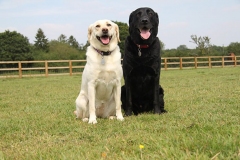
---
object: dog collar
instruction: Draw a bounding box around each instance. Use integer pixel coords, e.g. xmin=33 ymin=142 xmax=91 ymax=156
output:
xmin=136 ymin=44 xmax=149 ymax=49
xmin=93 ymin=47 xmax=112 ymax=65
xmin=135 ymin=43 xmax=149 ymax=57
xmin=93 ymin=47 xmax=112 ymax=56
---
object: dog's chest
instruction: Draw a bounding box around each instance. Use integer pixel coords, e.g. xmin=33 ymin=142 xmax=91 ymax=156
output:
xmin=95 ymin=71 xmax=117 ymax=100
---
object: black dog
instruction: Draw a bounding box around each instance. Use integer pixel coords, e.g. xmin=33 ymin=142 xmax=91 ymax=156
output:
xmin=121 ymin=7 xmax=166 ymax=116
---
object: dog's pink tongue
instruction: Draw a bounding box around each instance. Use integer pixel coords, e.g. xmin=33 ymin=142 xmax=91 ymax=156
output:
xmin=140 ymin=29 xmax=151 ymax=39
xmin=100 ymin=37 xmax=110 ymax=44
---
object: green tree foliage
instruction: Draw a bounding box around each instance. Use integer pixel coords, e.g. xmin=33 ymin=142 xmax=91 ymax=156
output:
xmin=164 ymin=48 xmax=193 ymax=57
xmin=82 ymin=41 xmax=90 ymax=51
xmin=177 ymin=45 xmax=188 ymax=50
xmin=67 ymin=35 xmax=79 ymax=49
xmin=160 ymin=40 xmax=165 ymax=55
xmin=58 ymin=34 xmax=67 ymax=43
xmin=0 ymin=30 xmax=33 ymax=61
xmin=164 ymin=45 xmax=193 ymax=57
xmin=227 ymin=42 xmax=240 ymax=55
xmin=113 ymin=21 xmax=129 ymax=57
xmin=34 ymin=40 xmax=85 ymax=60
xmin=210 ymin=45 xmax=226 ymax=56
xmin=1 ymin=22 xmax=238 ymax=62
xmin=34 ymin=28 xmax=49 ymax=52
xmin=190 ymin=35 xmax=211 ymax=55
xmin=175 ymin=45 xmax=191 ymax=57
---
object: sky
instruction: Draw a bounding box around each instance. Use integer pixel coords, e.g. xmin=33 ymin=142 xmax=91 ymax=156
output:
xmin=0 ymin=0 xmax=240 ymax=49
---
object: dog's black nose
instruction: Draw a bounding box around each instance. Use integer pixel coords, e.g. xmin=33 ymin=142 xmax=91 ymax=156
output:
xmin=141 ymin=18 xmax=148 ymax=24
xmin=102 ymin=28 xmax=108 ymax=33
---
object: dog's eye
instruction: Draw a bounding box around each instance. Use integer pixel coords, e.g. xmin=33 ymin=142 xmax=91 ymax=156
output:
xmin=147 ymin=10 xmax=153 ymax=16
xmin=148 ymin=12 xmax=153 ymax=16
xmin=96 ymin=25 xmax=100 ymax=28
xmin=107 ymin=24 xmax=111 ymax=27
xmin=137 ymin=12 xmax=142 ymax=17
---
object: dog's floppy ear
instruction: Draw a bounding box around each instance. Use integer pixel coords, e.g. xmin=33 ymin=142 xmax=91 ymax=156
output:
xmin=129 ymin=10 xmax=134 ymax=25
xmin=115 ymin=24 xmax=121 ymax=43
xmin=87 ymin=24 xmax=93 ymax=42
xmin=155 ymin=12 xmax=159 ymax=26
xmin=128 ymin=10 xmax=135 ymax=34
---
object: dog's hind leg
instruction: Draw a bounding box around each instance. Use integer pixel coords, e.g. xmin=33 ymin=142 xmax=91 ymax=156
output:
xmin=153 ymin=76 xmax=161 ymax=114
xmin=159 ymin=85 xmax=167 ymax=113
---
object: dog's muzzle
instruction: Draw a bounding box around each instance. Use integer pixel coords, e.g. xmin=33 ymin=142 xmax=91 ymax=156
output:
xmin=139 ymin=27 xmax=152 ymax=40
xmin=96 ymin=35 xmax=112 ymax=45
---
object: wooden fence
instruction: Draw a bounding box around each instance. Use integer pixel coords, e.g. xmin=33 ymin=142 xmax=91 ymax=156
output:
xmin=0 ymin=56 xmax=239 ymax=78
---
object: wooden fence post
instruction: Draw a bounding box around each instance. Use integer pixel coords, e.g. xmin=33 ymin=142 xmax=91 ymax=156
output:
xmin=45 ymin=61 xmax=48 ymax=77
xmin=234 ymin=56 xmax=237 ymax=67
xmin=164 ymin=58 xmax=167 ymax=70
xmin=208 ymin=57 xmax=212 ymax=68
xmin=69 ymin=60 xmax=72 ymax=76
xmin=194 ymin=57 xmax=197 ymax=69
xmin=18 ymin=61 xmax=22 ymax=78
xmin=222 ymin=56 xmax=224 ymax=68
xmin=180 ymin=57 xmax=182 ymax=69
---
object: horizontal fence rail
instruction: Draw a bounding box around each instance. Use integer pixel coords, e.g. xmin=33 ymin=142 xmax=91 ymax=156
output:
xmin=0 ymin=56 xmax=239 ymax=78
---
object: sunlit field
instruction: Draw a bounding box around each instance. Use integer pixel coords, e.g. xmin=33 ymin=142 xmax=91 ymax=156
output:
xmin=0 ymin=67 xmax=239 ymax=159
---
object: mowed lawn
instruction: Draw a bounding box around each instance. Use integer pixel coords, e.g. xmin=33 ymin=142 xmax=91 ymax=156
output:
xmin=0 ymin=67 xmax=239 ymax=159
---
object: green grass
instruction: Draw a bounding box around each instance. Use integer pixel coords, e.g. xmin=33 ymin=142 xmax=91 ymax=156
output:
xmin=0 ymin=67 xmax=239 ymax=160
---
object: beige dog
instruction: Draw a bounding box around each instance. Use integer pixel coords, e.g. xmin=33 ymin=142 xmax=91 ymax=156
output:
xmin=74 ymin=20 xmax=124 ymax=124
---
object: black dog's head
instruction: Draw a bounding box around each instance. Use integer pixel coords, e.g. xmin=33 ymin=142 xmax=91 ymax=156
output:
xmin=129 ymin=7 xmax=159 ymax=45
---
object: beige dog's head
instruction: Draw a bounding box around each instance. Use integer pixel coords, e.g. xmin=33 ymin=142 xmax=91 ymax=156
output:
xmin=88 ymin=20 xmax=120 ymax=52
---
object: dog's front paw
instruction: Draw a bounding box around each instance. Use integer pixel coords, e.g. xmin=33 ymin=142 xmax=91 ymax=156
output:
xmin=88 ymin=118 xmax=97 ymax=124
xmin=160 ymin=109 xmax=167 ymax=114
xmin=82 ymin=118 xmax=89 ymax=122
xmin=109 ymin=116 xmax=116 ymax=120
xmin=117 ymin=115 xmax=124 ymax=121
xmin=154 ymin=109 xmax=167 ymax=114
xmin=124 ymin=111 xmax=132 ymax=116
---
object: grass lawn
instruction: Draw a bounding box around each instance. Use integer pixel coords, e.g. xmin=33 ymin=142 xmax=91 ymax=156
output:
xmin=0 ymin=67 xmax=239 ymax=159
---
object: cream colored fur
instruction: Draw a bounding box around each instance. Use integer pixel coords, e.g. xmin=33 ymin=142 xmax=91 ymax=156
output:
xmin=74 ymin=20 xmax=124 ymax=124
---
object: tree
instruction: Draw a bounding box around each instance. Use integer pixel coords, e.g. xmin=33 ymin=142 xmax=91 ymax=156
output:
xmin=227 ymin=42 xmax=240 ymax=55
xmin=210 ymin=45 xmax=226 ymax=56
xmin=34 ymin=28 xmax=49 ymax=52
xmin=113 ymin=21 xmax=129 ymax=56
xmin=36 ymin=40 xmax=85 ymax=60
xmin=0 ymin=30 xmax=33 ymax=61
xmin=190 ymin=35 xmax=211 ymax=55
xmin=67 ymin=35 xmax=79 ymax=49
xmin=58 ymin=34 xmax=67 ymax=43
xmin=82 ymin=41 xmax=90 ymax=51
xmin=177 ymin=45 xmax=188 ymax=50
xmin=160 ymin=40 xmax=165 ymax=55
xmin=79 ymin=43 xmax=85 ymax=50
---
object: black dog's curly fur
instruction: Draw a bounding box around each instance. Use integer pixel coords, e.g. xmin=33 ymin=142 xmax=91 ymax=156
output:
xmin=121 ymin=7 xmax=166 ymax=116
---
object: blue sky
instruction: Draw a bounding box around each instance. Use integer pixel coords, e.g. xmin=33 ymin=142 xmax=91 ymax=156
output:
xmin=0 ymin=0 xmax=240 ymax=49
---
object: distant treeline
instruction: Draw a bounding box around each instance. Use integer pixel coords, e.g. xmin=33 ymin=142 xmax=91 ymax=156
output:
xmin=0 ymin=21 xmax=239 ymax=63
